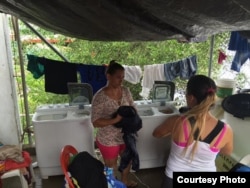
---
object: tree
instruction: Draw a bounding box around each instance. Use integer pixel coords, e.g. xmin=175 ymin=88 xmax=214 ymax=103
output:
xmin=10 ymin=20 xmax=230 ymax=144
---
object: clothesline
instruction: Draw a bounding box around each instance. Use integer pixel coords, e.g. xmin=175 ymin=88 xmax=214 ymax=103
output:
xmin=27 ymin=54 xmax=197 ymax=98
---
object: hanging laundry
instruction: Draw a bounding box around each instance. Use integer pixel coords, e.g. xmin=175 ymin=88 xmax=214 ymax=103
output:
xmin=44 ymin=58 xmax=77 ymax=94
xmin=228 ymin=31 xmax=250 ymax=51
xmin=231 ymin=51 xmax=250 ymax=72
xmin=140 ymin=64 xmax=165 ymax=99
xmin=27 ymin=54 xmax=45 ymax=79
xmin=179 ymin=55 xmax=197 ymax=80
xmin=228 ymin=31 xmax=250 ymax=72
xmin=163 ymin=62 xmax=180 ymax=81
xmin=218 ymin=50 xmax=227 ymax=64
xmin=163 ymin=55 xmax=197 ymax=81
xmin=77 ymin=64 xmax=107 ymax=95
xmin=123 ymin=65 xmax=142 ymax=84
xmin=180 ymin=55 xmax=197 ymax=80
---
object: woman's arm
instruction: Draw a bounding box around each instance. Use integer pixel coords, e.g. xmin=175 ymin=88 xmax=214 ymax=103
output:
xmin=152 ymin=115 xmax=179 ymax=138
xmin=92 ymin=114 xmax=122 ymax=128
xmin=219 ymin=124 xmax=234 ymax=155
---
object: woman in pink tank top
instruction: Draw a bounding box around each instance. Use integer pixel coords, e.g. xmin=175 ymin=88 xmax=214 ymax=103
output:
xmin=153 ymin=74 xmax=234 ymax=188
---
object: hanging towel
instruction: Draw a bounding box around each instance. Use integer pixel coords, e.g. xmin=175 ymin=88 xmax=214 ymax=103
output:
xmin=123 ymin=65 xmax=142 ymax=84
xmin=44 ymin=59 xmax=77 ymax=94
xmin=140 ymin=64 xmax=165 ymax=99
xmin=77 ymin=64 xmax=107 ymax=95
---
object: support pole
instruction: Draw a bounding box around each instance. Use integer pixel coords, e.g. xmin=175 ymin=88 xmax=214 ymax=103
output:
xmin=12 ymin=18 xmax=70 ymax=145
xmin=12 ymin=17 xmax=32 ymax=145
xmin=21 ymin=20 xmax=69 ymax=62
xmin=208 ymin=35 xmax=215 ymax=77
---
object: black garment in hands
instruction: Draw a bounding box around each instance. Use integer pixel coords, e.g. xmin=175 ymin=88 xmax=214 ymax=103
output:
xmin=119 ymin=133 xmax=140 ymax=172
xmin=113 ymin=106 xmax=142 ymax=172
xmin=113 ymin=106 xmax=142 ymax=134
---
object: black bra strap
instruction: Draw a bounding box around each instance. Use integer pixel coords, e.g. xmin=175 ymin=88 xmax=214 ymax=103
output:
xmin=202 ymin=120 xmax=224 ymax=144
xmin=188 ymin=118 xmax=224 ymax=144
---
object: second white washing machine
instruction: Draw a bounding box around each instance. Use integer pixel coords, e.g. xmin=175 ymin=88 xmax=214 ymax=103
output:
xmin=135 ymin=81 xmax=179 ymax=169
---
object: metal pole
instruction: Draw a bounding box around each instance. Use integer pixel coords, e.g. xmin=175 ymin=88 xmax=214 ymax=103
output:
xmin=21 ymin=20 xmax=69 ymax=62
xmin=208 ymin=35 xmax=215 ymax=77
xmin=12 ymin=17 xmax=33 ymax=145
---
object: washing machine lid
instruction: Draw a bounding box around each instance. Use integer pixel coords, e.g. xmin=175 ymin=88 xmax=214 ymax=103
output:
xmin=152 ymin=81 xmax=175 ymax=103
xmin=222 ymin=93 xmax=250 ymax=119
xmin=67 ymin=83 xmax=93 ymax=106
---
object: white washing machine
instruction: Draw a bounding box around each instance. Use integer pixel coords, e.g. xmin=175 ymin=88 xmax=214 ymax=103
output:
xmin=135 ymin=102 xmax=179 ymax=169
xmin=32 ymin=83 xmax=95 ymax=179
xmin=134 ymin=81 xmax=179 ymax=169
xmin=32 ymin=104 xmax=95 ymax=179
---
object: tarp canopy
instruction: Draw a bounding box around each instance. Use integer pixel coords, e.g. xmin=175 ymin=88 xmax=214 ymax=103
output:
xmin=0 ymin=0 xmax=250 ymax=41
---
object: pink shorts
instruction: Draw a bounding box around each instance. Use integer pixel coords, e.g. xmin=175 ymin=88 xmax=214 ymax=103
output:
xmin=96 ymin=140 xmax=126 ymax=160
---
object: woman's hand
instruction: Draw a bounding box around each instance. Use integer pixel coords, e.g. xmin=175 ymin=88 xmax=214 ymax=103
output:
xmin=114 ymin=114 xmax=123 ymax=123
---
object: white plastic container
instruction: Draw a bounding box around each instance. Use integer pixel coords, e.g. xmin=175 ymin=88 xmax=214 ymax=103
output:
xmin=224 ymin=111 xmax=250 ymax=161
xmin=216 ymin=79 xmax=235 ymax=99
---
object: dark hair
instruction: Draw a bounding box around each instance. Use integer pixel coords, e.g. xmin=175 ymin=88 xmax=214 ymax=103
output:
xmin=105 ymin=60 xmax=124 ymax=75
xmin=186 ymin=74 xmax=217 ymax=104
xmin=183 ymin=75 xmax=217 ymax=159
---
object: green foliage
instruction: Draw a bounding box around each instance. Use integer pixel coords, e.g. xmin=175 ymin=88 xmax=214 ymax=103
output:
xmin=10 ymin=20 xmax=230 ymax=137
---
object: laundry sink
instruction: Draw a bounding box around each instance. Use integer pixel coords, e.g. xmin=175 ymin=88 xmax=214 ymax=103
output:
xmin=156 ymin=105 xmax=178 ymax=115
xmin=157 ymin=107 xmax=175 ymax=114
xmin=137 ymin=107 xmax=154 ymax=116
xmin=71 ymin=109 xmax=91 ymax=117
xmin=34 ymin=112 xmax=67 ymax=121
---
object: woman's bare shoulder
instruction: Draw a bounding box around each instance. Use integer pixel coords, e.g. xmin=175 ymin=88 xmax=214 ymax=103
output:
xmin=224 ymin=122 xmax=233 ymax=135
